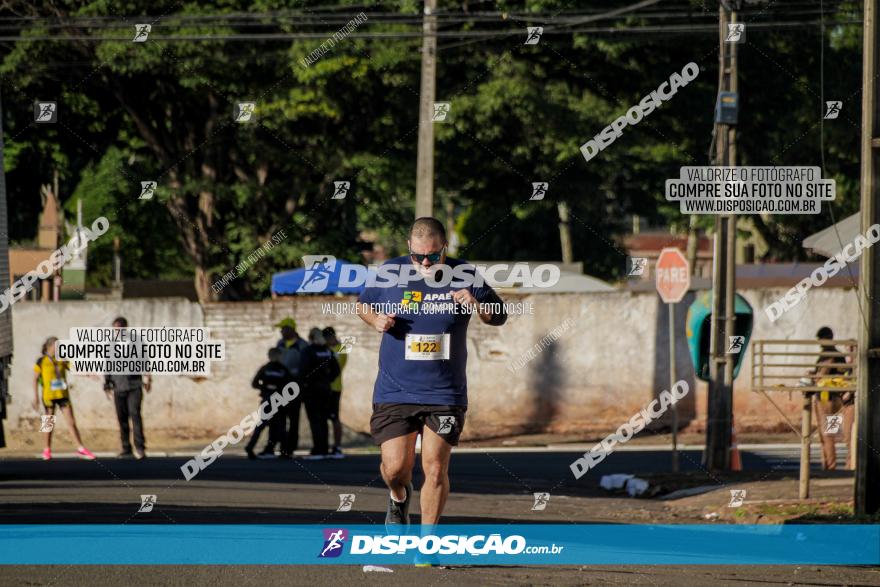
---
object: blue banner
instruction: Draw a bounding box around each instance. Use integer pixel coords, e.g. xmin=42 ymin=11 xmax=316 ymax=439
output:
xmin=0 ymin=525 xmax=877 ymax=565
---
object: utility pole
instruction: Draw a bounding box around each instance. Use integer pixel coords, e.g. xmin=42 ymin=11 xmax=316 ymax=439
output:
xmin=54 ymin=171 xmax=63 ymax=302
xmin=415 ymin=0 xmax=438 ymax=219
xmin=856 ymin=0 xmax=880 ymax=515
xmin=686 ymin=215 xmax=699 ymax=276
xmin=705 ymin=1 xmax=739 ymax=471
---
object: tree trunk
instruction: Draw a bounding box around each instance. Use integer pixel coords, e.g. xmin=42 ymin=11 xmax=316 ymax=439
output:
xmin=167 ymin=173 xmax=219 ymax=303
xmin=194 ymin=266 xmax=215 ymax=302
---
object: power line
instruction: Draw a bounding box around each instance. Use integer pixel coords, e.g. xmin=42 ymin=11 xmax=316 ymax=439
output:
xmin=0 ymin=0 xmax=861 ymax=49
xmin=0 ymin=18 xmax=860 ymax=43
xmin=0 ymin=1 xmax=860 ymax=30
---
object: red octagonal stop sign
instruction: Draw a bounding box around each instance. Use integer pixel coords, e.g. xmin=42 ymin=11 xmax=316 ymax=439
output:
xmin=655 ymin=247 xmax=691 ymax=304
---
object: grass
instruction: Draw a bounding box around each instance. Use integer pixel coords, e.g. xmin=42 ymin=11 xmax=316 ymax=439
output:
xmin=755 ymin=502 xmax=854 ymax=518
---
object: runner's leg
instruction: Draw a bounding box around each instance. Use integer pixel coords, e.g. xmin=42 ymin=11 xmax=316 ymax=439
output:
xmin=59 ymin=402 xmax=85 ymax=447
xmin=419 ymin=426 xmax=453 ymax=525
xmin=380 ymin=431 xmax=418 ymax=502
xmin=44 ymin=404 xmax=55 ymax=450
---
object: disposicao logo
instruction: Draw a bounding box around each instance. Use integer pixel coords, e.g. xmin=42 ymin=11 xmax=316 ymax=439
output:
xmin=319 ymin=528 xmax=348 ymax=558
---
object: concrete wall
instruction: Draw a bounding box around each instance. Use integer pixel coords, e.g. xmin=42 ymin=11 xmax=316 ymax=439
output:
xmin=5 ymin=287 xmax=858 ymax=440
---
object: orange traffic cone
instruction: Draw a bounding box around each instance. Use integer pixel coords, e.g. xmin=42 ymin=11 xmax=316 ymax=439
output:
xmin=730 ymin=421 xmax=743 ymax=471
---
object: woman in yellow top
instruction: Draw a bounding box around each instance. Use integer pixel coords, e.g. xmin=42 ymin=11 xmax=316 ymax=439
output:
xmin=32 ymin=336 xmax=96 ymax=461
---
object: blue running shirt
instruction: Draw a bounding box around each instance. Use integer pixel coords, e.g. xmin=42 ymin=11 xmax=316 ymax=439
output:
xmin=358 ymin=256 xmax=507 ymax=406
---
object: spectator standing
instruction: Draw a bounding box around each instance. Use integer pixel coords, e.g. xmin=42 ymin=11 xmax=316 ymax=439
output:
xmin=323 ymin=327 xmax=348 ymax=459
xmin=300 ymin=328 xmax=340 ymax=460
xmin=33 ymin=336 xmax=96 ymax=461
xmin=245 ymin=348 xmax=294 ymax=459
xmin=272 ymin=317 xmax=309 ymax=458
xmin=810 ymin=326 xmax=849 ymax=470
xmin=104 ymin=317 xmax=151 ymax=459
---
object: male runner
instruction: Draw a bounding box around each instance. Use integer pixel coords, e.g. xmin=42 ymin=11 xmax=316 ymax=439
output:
xmin=356 ymin=217 xmax=507 ymax=527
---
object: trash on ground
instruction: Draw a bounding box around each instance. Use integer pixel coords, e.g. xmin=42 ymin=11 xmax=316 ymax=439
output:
xmin=600 ymin=474 xmax=649 ymax=496
xmin=363 ymin=565 xmax=394 ymax=573
xmin=625 ymin=477 xmax=650 ymax=497
xmin=599 ymin=474 xmax=634 ymax=490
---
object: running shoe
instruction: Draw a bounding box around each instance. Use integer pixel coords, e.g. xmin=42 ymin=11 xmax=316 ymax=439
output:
xmin=257 ymin=450 xmax=278 ymax=460
xmin=329 ymin=447 xmax=345 ymax=460
xmin=245 ymin=447 xmax=256 ymax=460
xmin=414 ymin=526 xmax=439 ymax=567
xmin=41 ymin=448 xmax=52 ymax=461
xmin=76 ymin=447 xmax=97 ymax=460
xmin=414 ymin=551 xmax=435 ymax=567
xmin=133 ymin=449 xmax=146 ymax=460
xmin=118 ymin=450 xmax=133 ymax=459
xmin=303 ymin=453 xmax=327 ymax=461
xmin=385 ymin=482 xmax=413 ymax=530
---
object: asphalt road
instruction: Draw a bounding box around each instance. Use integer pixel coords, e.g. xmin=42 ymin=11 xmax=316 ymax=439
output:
xmin=1 ymin=447 xmax=874 ymax=586
xmin=2 ymin=564 xmax=879 ymax=587
xmin=0 ymin=446 xmax=853 ymax=524
xmin=0 ymin=449 xmax=655 ymax=524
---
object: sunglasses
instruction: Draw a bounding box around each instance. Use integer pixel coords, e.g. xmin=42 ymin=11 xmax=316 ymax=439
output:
xmin=410 ymin=246 xmax=446 ymax=264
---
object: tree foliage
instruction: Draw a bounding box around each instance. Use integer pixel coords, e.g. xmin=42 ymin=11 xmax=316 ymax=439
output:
xmin=0 ymin=1 xmax=863 ymax=299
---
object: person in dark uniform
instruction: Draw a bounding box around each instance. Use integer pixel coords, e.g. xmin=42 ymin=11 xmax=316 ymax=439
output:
xmin=104 ymin=317 xmax=151 ymax=459
xmin=272 ymin=317 xmax=309 ymax=458
xmin=245 ymin=348 xmax=294 ymax=460
xmin=300 ymin=328 xmax=340 ymax=460
xmin=323 ymin=327 xmax=348 ymax=459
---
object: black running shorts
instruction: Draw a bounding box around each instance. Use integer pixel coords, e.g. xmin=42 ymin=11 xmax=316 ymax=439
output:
xmin=370 ymin=403 xmax=467 ymax=446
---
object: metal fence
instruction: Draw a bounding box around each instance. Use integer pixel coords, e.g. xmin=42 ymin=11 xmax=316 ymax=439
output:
xmin=750 ymin=339 xmax=857 ymax=498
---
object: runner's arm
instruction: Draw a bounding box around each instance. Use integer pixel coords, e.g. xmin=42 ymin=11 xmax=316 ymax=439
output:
xmin=356 ymin=302 xmax=395 ymax=333
xmin=477 ymin=287 xmax=507 ymax=326
xmin=454 ymin=287 xmax=507 ymax=326
xmin=32 ymin=370 xmax=41 ymax=411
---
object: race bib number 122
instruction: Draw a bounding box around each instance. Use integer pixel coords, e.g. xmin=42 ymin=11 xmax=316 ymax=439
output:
xmin=405 ymin=334 xmax=451 ymax=361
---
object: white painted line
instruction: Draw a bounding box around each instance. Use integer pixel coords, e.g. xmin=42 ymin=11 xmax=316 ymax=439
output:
xmin=30 ymin=452 xmax=169 ymax=459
